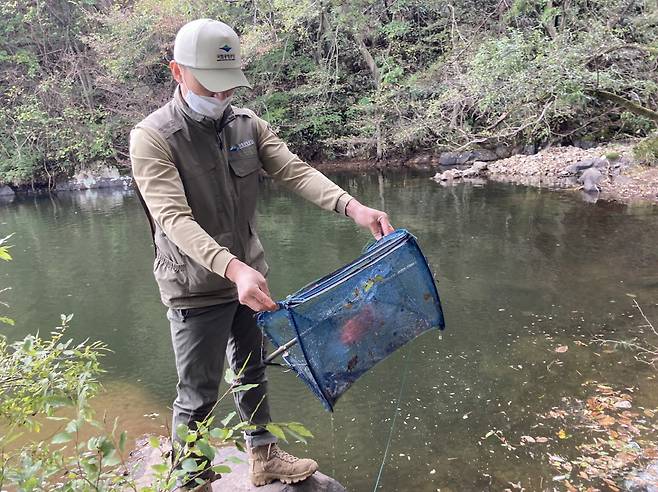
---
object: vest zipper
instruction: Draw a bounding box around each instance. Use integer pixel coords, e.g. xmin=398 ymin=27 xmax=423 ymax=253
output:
xmin=215 ymin=116 xmax=246 ymax=261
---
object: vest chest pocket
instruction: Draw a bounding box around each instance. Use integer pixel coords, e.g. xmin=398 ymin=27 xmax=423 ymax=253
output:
xmin=228 ymin=151 xmax=261 ymax=227
xmin=227 ymin=150 xmax=261 ymax=176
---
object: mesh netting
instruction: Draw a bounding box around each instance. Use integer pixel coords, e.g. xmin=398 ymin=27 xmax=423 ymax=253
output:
xmin=257 ymin=229 xmax=445 ymax=411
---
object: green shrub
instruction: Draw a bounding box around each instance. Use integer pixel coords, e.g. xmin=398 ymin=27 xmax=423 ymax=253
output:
xmin=634 ymin=134 xmax=658 ymax=166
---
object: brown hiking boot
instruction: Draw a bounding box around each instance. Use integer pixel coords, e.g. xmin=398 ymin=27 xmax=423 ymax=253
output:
xmin=248 ymin=443 xmax=318 ymax=486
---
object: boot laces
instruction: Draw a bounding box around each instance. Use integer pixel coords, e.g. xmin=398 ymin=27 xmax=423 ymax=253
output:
xmin=267 ymin=444 xmax=299 ymax=463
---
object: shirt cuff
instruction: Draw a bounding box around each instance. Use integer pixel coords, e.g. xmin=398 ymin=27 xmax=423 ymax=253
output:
xmin=335 ymin=193 xmax=354 ymax=216
xmin=211 ymin=250 xmax=238 ymax=278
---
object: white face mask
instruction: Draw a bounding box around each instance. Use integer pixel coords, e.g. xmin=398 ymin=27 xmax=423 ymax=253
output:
xmin=183 ymin=85 xmax=232 ymax=120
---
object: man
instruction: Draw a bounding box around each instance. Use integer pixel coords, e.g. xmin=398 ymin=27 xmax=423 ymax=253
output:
xmin=130 ymin=18 xmax=394 ymax=488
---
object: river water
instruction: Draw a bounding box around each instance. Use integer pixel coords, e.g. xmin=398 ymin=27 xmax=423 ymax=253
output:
xmin=2 ymin=172 xmax=657 ymax=491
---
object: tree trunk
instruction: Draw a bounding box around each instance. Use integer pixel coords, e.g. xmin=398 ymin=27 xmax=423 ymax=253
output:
xmin=354 ymin=31 xmax=380 ymax=89
xmin=589 ymin=89 xmax=658 ymax=123
xmin=543 ymin=0 xmax=559 ymax=40
xmin=315 ymin=1 xmax=327 ymax=64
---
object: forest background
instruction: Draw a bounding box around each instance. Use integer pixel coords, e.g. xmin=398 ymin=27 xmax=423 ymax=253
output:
xmin=1 ymin=0 xmax=657 ymax=188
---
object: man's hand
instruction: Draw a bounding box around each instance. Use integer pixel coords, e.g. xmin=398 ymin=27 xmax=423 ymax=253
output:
xmin=225 ymin=259 xmax=277 ymax=312
xmin=345 ymin=199 xmax=395 ymax=240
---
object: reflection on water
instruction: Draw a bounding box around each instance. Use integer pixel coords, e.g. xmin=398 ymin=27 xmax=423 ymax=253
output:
xmin=2 ymin=173 xmax=658 ymax=491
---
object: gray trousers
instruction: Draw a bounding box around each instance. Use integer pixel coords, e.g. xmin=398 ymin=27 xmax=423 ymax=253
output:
xmin=167 ymin=302 xmax=278 ymax=450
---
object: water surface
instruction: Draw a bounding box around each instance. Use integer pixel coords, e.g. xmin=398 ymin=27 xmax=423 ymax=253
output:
xmin=2 ymin=172 xmax=657 ymax=490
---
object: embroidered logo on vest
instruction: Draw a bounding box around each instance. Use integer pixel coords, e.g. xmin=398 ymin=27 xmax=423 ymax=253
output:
xmin=229 ymin=139 xmax=255 ymax=152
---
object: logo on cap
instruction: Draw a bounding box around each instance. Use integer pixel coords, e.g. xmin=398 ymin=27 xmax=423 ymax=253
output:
xmin=217 ymin=43 xmax=236 ymax=62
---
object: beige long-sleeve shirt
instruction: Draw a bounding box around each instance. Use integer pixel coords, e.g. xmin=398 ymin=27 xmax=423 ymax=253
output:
xmin=130 ymin=102 xmax=353 ymax=284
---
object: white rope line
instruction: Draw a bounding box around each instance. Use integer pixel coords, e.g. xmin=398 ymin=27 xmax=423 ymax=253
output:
xmin=372 ymin=353 xmax=411 ymax=491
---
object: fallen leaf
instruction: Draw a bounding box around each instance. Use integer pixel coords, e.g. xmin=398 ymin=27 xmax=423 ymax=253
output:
xmin=558 ymin=429 xmax=568 ymax=439
xmin=644 ymin=447 xmax=658 ymax=459
xmin=535 ymin=436 xmax=549 ymax=443
xmin=596 ymin=415 xmax=616 ymax=427
xmin=520 ymin=435 xmax=536 ymax=443
xmin=555 ymin=345 xmax=569 ymax=353
xmin=565 ymin=480 xmax=578 ymax=492
xmin=616 ymin=452 xmax=637 ymax=465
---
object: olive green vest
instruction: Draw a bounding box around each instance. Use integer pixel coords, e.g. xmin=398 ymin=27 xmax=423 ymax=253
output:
xmin=135 ymin=89 xmax=267 ymax=308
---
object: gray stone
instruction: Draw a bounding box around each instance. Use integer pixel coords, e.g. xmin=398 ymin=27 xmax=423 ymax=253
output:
xmin=433 ymin=161 xmax=488 ymax=182
xmin=0 ymin=184 xmax=14 ymax=197
xmin=560 ymin=158 xmax=608 ymax=178
xmin=625 ymin=459 xmax=658 ymax=492
xmin=54 ymin=165 xmax=132 ymax=192
xmin=433 ymin=169 xmax=463 ymax=181
xmin=494 ymin=145 xmax=514 ymax=159
xmin=572 ymin=139 xmax=597 ymax=150
xmin=559 ymin=164 xmax=581 ymax=176
xmin=574 ymin=158 xmax=598 ymax=171
xmin=438 ymin=152 xmax=472 ymax=166
xmin=461 ymin=161 xmax=488 ymax=178
xmin=55 ymin=175 xmax=132 ymax=192
xmin=438 ymin=148 xmax=502 ymax=166
xmin=578 ymin=167 xmax=603 ymax=193
xmin=592 ymin=157 xmax=609 ymax=169
xmin=522 ymin=144 xmax=537 ymax=155
xmin=470 ymin=149 xmax=498 ymax=162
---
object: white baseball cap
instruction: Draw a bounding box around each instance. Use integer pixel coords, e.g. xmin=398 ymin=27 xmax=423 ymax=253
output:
xmin=173 ymin=19 xmax=252 ymax=92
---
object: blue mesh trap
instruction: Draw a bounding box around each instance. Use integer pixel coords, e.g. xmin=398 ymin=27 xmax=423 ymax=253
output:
xmin=256 ymin=229 xmax=445 ymax=411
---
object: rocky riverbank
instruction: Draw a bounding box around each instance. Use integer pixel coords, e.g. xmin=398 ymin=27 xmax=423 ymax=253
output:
xmin=2 ymin=142 xmax=656 ymax=206
xmin=432 ymin=142 xmax=658 ymax=205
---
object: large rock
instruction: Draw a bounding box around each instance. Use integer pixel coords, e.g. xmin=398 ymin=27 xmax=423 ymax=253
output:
xmin=559 ymin=157 xmax=608 ymax=177
xmin=522 ymin=144 xmax=537 ymax=155
xmin=438 ymin=151 xmax=472 ymax=166
xmin=470 ymin=149 xmax=498 ymax=161
xmin=55 ymin=164 xmax=132 ymax=191
xmin=438 ymin=149 xmax=498 ymax=166
xmin=578 ymin=167 xmax=603 ymax=193
xmin=0 ymin=184 xmax=14 ymax=196
xmin=432 ymin=161 xmax=488 ymax=182
xmin=572 ymin=139 xmax=597 ymax=150
xmin=433 ymin=168 xmax=463 ymax=181
xmin=129 ymin=437 xmax=346 ymax=492
xmin=212 ymin=447 xmax=346 ymax=492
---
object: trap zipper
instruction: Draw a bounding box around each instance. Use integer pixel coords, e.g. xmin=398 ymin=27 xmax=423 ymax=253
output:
xmin=283 ymin=230 xmax=410 ymax=307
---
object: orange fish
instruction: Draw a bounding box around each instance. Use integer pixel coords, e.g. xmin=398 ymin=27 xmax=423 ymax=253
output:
xmin=340 ymin=304 xmax=375 ymax=345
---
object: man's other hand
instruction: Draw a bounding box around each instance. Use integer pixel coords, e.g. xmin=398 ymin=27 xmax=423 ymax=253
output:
xmin=346 ymin=199 xmax=395 ymax=240
xmin=225 ymin=259 xmax=277 ymax=312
